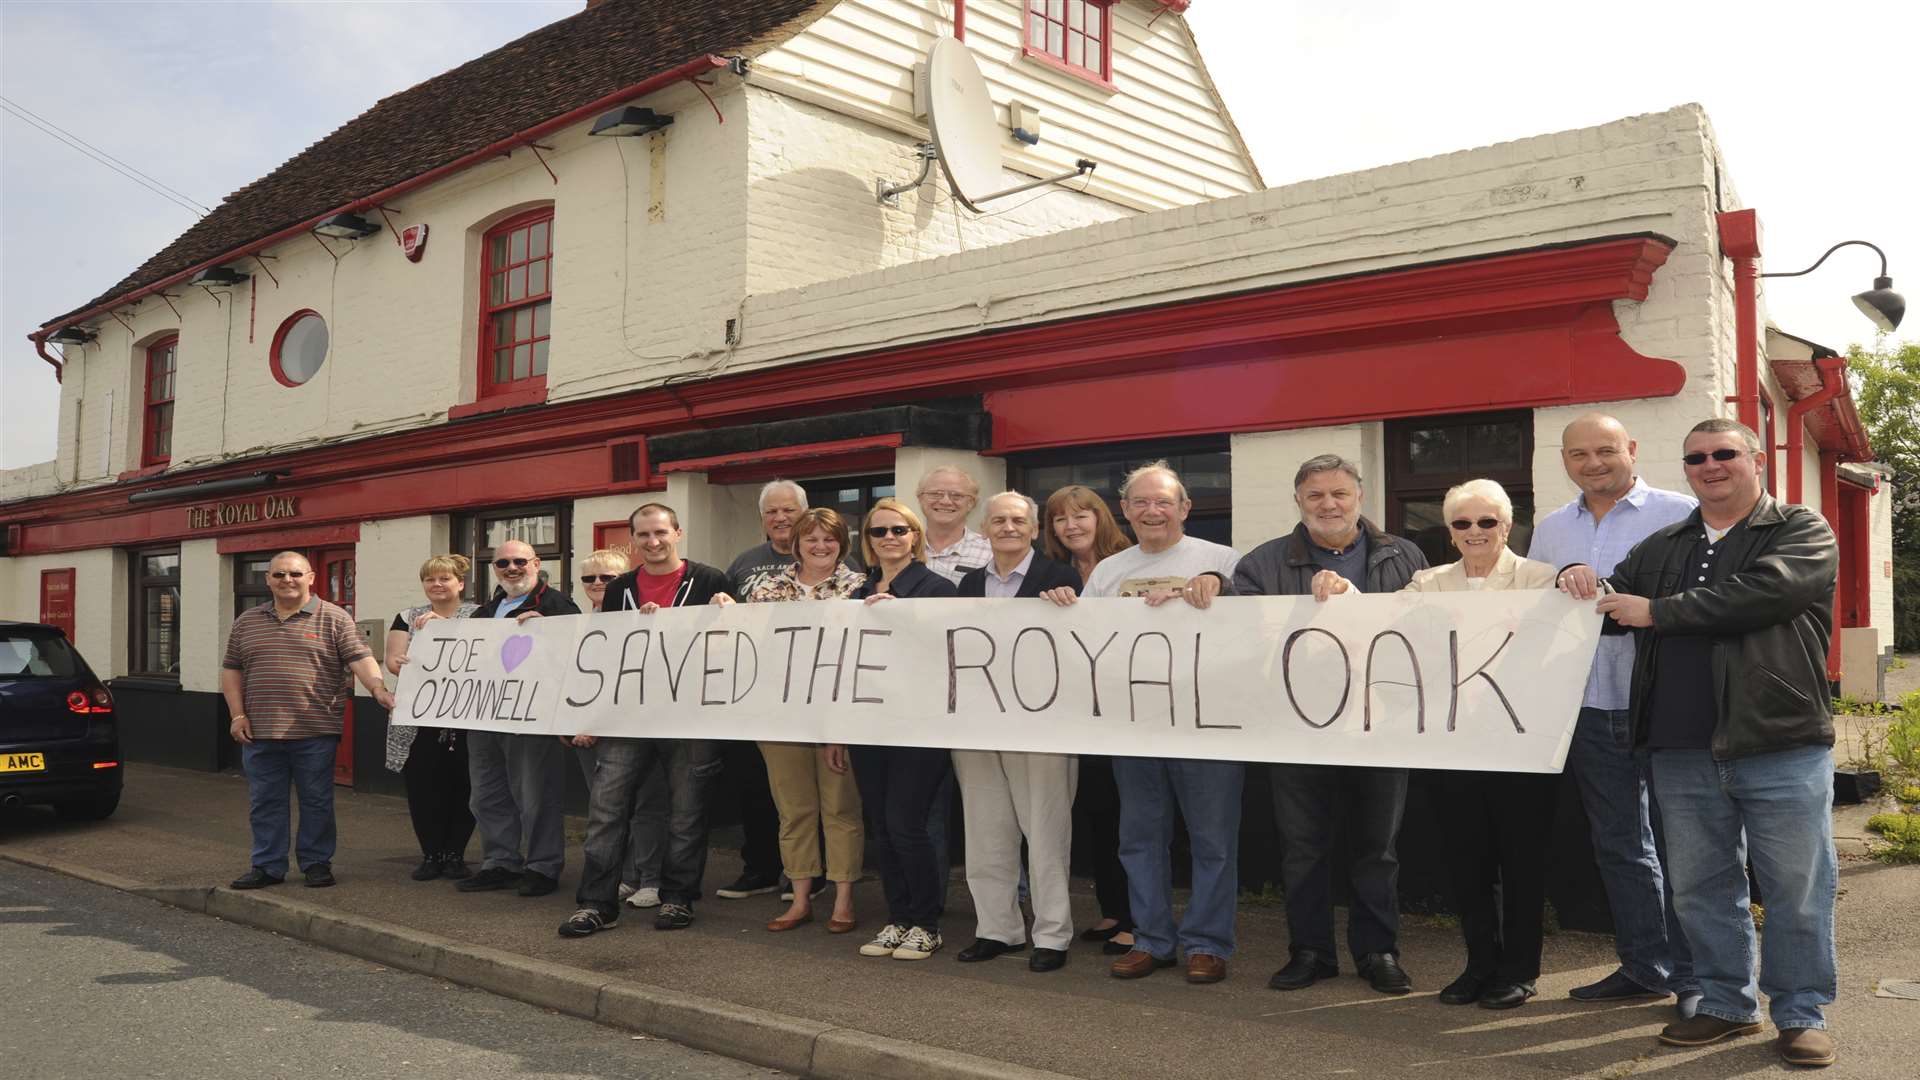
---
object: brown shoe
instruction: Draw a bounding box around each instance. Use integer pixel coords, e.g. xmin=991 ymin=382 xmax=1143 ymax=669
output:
xmin=826 ymin=917 xmax=858 ymax=934
xmin=1658 ymin=1014 xmax=1763 ymax=1047
xmin=1110 ymin=950 xmax=1177 ymax=979
xmin=765 ymin=912 xmax=812 ymax=932
xmin=1186 ymin=954 xmax=1228 ymax=984
xmin=1776 ymin=1028 xmax=1836 ymax=1068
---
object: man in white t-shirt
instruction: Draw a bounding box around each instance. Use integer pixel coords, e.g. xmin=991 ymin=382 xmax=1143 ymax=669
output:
xmin=1044 ymin=461 xmax=1243 ymax=985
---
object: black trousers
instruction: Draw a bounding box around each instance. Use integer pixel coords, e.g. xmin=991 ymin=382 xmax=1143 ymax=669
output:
xmin=852 ymin=745 xmax=952 ymax=932
xmin=402 ymin=729 xmax=475 ymax=860
xmin=1072 ymin=754 xmax=1131 ymax=924
xmin=722 ymin=739 xmax=782 ymax=879
xmin=1433 ymin=769 xmax=1559 ymax=983
xmin=1270 ymin=763 xmax=1408 ymax=962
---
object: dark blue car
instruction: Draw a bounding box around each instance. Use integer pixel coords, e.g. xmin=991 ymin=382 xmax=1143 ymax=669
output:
xmin=0 ymin=621 xmax=122 ymax=820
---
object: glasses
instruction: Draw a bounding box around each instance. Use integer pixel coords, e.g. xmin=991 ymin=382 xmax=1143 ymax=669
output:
xmin=493 ymin=557 xmax=532 ymax=569
xmin=580 ymin=574 xmax=617 ymax=584
xmin=919 ymin=490 xmax=972 ymax=504
xmin=1449 ymin=517 xmax=1502 ymax=532
xmin=1682 ymin=448 xmax=1744 ymax=466
xmin=866 ymin=524 xmax=915 ymax=538
xmin=267 ymin=570 xmax=309 ymax=580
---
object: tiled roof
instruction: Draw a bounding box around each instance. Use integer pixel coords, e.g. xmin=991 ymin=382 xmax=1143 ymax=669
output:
xmin=48 ymin=0 xmax=832 ymax=326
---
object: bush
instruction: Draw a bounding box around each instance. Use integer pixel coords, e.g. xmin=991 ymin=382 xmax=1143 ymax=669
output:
xmin=1867 ymin=812 xmax=1920 ymax=865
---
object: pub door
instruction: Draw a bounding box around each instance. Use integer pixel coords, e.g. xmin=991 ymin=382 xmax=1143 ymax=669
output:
xmin=311 ymin=547 xmax=358 ymax=785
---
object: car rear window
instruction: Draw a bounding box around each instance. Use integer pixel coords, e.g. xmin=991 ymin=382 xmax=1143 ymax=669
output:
xmin=0 ymin=631 xmax=81 ymax=678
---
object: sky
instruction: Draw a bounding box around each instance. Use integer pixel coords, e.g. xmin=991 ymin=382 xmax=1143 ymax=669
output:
xmin=3 ymin=0 xmax=1915 ymax=469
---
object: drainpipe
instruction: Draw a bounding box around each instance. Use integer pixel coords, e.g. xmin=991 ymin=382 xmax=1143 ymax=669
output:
xmin=33 ymin=334 xmax=62 ymax=382
xmin=1785 ymin=355 xmax=1847 ymax=504
xmin=1717 ymin=210 xmax=1763 ymax=433
xmin=1818 ymin=452 xmax=1844 ymax=681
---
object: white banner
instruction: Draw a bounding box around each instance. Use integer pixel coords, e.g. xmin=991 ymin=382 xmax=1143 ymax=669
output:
xmin=391 ymin=593 xmax=1602 ymax=773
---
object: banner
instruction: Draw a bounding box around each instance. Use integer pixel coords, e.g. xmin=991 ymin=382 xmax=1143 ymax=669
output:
xmin=391 ymin=592 xmax=1602 ymax=773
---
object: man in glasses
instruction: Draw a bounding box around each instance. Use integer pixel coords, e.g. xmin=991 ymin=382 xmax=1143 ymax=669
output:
xmin=1562 ymin=418 xmax=1841 ymax=1068
xmin=918 ymin=466 xmax=992 ymax=586
xmin=222 ymin=551 xmax=394 ymax=890
xmin=461 ymin=539 xmax=581 ymax=898
xmin=1219 ymin=454 xmax=1428 ymax=996
xmin=1533 ymin=414 xmax=1700 ymax=1016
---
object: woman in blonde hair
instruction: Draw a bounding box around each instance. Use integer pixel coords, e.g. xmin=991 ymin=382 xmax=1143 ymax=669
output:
xmin=384 ymin=554 xmax=481 ymax=881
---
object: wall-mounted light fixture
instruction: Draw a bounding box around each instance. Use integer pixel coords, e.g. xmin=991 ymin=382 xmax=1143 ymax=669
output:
xmin=48 ymin=326 xmax=97 ymax=345
xmin=189 ymin=265 xmax=250 ymax=286
xmin=313 ymin=212 xmax=381 ymax=240
xmin=1763 ymin=239 xmax=1905 ymax=332
xmin=589 ymin=106 xmax=674 ymax=137
xmin=126 ymin=470 xmax=285 ymax=504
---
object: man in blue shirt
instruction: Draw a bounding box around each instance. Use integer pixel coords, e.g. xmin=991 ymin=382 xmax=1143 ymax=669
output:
xmin=1533 ymin=414 xmax=1700 ymax=1014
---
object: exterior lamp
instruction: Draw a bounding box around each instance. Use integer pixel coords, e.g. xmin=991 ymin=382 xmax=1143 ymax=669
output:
xmin=189 ymin=265 xmax=250 ymax=286
xmin=48 ymin=326 xmax=96 ymax=345
xmin=589 ymin=106 xmax=673 ymax=137
xmin=1763 ymin=240 xmax=1905 ymax=332
xmin=313 ymin=212 xmax=381 ymax=240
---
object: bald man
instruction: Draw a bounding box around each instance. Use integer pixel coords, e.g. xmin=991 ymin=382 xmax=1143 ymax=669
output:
xmin=1531 ymin=413 xmax=1699 ymax=1013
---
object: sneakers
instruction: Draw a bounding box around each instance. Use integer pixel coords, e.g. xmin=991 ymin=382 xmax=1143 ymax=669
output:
xmin=892 ymin=926 xmax=943 ymax=961
xmin=716 ymin=871 xmax=782 ymax=899
xmin=559 ymin=908 xmax=619 ymax=938
xmin=456 ymin=866 xmax=521 ymax=892
xmin=860 ymin=924 xmax=909 ymax=957
xmin=617 ymin=882 xmax=636 ymax=902
xmin=654 ymin=902 xmax=695 ymax=930
xmin=625 ymin=886 xmax=661 ymax=909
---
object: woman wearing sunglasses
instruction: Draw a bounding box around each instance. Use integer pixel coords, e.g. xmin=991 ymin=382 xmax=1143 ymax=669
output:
xmin=383 ymin=554 xmax=481 ymax=882
xmin=849 ymin=497 xmax=959 ymax=962
xmin=745 ymin=507 xmax=869 ymax=935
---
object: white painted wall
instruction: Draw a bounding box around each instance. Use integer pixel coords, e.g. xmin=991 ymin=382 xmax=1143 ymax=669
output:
xmin=893 ymin=446 xmax=1005 ymax=533
xmin=0 ymin=548 xmax=124 ymax=677
xmin=1229 ymin=426 xmax=1385 ymax=552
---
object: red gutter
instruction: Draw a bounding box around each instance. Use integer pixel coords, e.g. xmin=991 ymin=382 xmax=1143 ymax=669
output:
xmin=1717 ymin=210 xmax=1763 ymax=434
xmin=35 ymin=337 xmax=63 ymax=382
xmin=28 ymin=54 xmax=731 ymax=366
xmin=1785 ymin=355 xmax=1847 ymax=503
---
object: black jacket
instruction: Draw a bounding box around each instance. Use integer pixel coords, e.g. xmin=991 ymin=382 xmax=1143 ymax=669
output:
xmin=1226 ymin=517 xmax=1428 ymax=596
xmin=603 ymin=560 xmax=733 ymax=611
xmin=473 ymin=577 xmax=580 ymax=619
xmin=957 ymin=550 xmax=1082 ymax=598
xmin=855 ymin=560 xmax=958 ymax=600
xmin=1601 ymin=493 xmax=1837 ymax=760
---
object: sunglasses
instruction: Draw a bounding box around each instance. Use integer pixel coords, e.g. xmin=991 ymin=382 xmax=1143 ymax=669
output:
xmin=1449 ymin=517 xmax=1502 ymax=532
xmin=580 ymin=574 xmax=617 ymax=584
xmin=493 ymin=557 xmax=532 ymax=569
xmin=267 ymin=570 xmax=309 ymax=580
xmin=866 ymin=524 xmax=915 ymax=538
xmin=1682 ymin=448 xmax=1743 ymax=466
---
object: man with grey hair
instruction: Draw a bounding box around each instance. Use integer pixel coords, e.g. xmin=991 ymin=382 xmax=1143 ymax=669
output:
xmin=1221 ymin=454 xmax=1428 ymax=995
xmin=919 ymin=466 xmax=992 ymax=585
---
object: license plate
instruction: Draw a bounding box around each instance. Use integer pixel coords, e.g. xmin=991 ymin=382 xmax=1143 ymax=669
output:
xmin=1 ymin=752 xmax=46 ymax=773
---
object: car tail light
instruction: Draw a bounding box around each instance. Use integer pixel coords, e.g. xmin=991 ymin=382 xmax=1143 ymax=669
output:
xmin=68 ymin=687 xmax=114 ymax=714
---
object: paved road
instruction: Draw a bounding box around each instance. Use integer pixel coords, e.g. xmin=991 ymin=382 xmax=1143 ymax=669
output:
xmin=0 ymin=861 xmax=785 ymax=1080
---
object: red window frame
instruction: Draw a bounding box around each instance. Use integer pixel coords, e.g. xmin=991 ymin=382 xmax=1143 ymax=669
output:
xmin=478 ymin=208 xmax=555 ymax=401
xmin=1023 ymin=0 xmax=1115 ymax=88
xmin=142 ymin=335 xmax=177 ymax=467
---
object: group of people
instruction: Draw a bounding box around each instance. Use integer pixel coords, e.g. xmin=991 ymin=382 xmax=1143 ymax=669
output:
xmin=219 ymin=413 xmax=1843 ymax=1068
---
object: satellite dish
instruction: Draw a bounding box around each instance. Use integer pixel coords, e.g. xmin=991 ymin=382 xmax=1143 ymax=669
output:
xmin=877 ymin=37 xmax=1095 ymax=211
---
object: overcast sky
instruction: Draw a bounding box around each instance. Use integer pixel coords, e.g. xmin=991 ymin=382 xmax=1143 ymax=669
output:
xmin=3 ymin=0 xmax=1914 ymax=468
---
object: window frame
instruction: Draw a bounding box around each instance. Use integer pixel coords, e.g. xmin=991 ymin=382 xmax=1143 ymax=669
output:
xmin=1021 ymin=0 xmax=1117 ymax=90
xmin=268 ymin=309 xmax=329 ymax=387
xmin=142 ymin=335 xmax=177 ymax=467
xmin=1385 ymin=410 xmax=1536 ymax=566
xmin=452 ymin=503 xmax=571 ymax=603
xmin=129 ymin=545 xmax=183 ymax=680
xmin=477 ymin=208 xmax=556 ymax=402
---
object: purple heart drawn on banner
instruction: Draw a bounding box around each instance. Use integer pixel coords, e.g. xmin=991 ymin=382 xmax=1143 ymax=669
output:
xmin=500 ymin=635 xmax=534 ymax=674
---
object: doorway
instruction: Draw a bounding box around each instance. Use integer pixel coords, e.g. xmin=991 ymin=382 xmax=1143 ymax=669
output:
xmin=311 ymin=547 xmax=358 ymax=785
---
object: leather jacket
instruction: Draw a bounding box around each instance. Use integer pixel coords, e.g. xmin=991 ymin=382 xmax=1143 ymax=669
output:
xmin=1601 ymin=493 xmax=1837 ymax=760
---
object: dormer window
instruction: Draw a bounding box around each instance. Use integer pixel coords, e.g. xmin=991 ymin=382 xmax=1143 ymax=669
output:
xmin=1024 ymin=1 xmax=1113 ymax=87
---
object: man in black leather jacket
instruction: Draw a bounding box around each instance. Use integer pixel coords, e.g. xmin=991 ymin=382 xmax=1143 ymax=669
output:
xmin=1564 ymin=418 xmax=1840 ymax=1068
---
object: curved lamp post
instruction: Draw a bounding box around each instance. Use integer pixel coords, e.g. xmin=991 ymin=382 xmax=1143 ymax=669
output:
xmin=1762 ymin=240 xmax=1905 ymax=332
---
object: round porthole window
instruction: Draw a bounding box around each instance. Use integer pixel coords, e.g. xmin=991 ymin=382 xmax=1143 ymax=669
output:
xmin=270 ymin=310 xmax=329 ymax=386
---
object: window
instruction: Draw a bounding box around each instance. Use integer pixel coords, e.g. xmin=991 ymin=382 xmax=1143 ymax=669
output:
xmin=1024 ymin=0 xmax=1113 ymax=86
xmin=454 ymin=505 xmax=569 ymax=600
xmin=1007 ymin=436 xmax=1232 ymax=547
xmin=800 ymin=474 xmax=897 ymax=550
xmin=270 ymin=310 xmax=329 ymax=386
xmin=1386 ymin=411 xmax=1534 ymax=568
xmin=142 ymin=336 xmax=176 ymax=466
xmin=234 ymin=555 xmax=275 ymax=617
xmin=130 ymin=548 xmax=182 ymax=678
xmin=480 ymin=209 xmax=554 ymax=398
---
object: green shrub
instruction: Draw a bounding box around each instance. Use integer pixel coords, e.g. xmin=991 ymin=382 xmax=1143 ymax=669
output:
xmin=1867 ymin=812 xmax=1920 ymax=865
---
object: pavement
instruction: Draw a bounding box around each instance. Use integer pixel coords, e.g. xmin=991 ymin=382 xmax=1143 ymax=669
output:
xmin=3 ymin=763 xmax=1918 ymax=1079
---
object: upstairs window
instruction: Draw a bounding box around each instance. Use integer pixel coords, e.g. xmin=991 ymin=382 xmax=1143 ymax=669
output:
xmin=1025 ymin=0 xmax=1113 ymax=86
xmin=481 ymin=209 xmax=554 ymax=398
xmin=142 ymin=336 xmax=177 ymax=467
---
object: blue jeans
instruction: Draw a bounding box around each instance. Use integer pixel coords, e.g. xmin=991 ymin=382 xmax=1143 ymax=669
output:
xmin=242 ymin=736 xmax=338 ymax=876
xmin=1114 ymin=757 xmax=1244 ymax=960
xmin=1568 ymin=708 xmax=1696 ymax=994
xmin=1651 ymin=745 xmax=1838 ymax=1030
xmin=577 ymin=738 xmax=722 ymax=912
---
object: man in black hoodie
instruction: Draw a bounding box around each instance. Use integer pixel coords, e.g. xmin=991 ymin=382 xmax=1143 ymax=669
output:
xmin=560 ymin=503 xmax=735 ymax=937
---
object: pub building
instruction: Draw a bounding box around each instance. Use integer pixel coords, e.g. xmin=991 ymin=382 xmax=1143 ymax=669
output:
xmin=0 ymin=2 xmax=1898 ymax=923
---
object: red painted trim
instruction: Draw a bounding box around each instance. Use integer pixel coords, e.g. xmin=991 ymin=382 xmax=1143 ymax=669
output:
xmin=447 ymin=383 xmax=549 ymax=419
xmin=116 ymin=464 xmax=169 ymax=483
xmin=1021 ymin=1 xmax=1115 ymax=89
xmin=1819 ymin=452 xmax=1843 ymax=679
xmin=591 ymin=520 xmax=632 ymax=552
xmin=268 ymin=310 xmax=325 ymax=387
xmin=477 ymin=207 xmax=555 ymax=399
xmin=1782 ymin=356 xmax=1846 ymax=504
xmin=655 ymin=433 xmax=904 ymax=474
xmin=215 ymin=521 xmax=361 ymax=556
xmin=953 ymin=0 xmax=964 ymax=40
xmin=1716 ymin=210 xmax=1763 ymax=435
xmin=39 ymin=568 xmax=76 ymax=640
xmin=1842 ymin=484 xmax=1872 ymax=630
xmin=141 ymin=335 xmax=177 ymax=467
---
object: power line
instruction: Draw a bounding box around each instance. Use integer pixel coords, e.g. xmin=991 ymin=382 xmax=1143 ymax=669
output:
xmin=0 ymin=96 xmax=211 ymax=217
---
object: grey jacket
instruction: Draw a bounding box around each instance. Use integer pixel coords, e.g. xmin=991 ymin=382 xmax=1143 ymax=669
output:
xmin=1226 ymin=517 xmax=1428 ymax=597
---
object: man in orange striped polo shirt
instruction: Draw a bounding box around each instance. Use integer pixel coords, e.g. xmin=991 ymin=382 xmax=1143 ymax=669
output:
xmin=221 ymin=550 xmax=393 ymax=890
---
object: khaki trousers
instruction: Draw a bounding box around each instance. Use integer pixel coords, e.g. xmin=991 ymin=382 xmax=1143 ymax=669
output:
xmin=952 ymin=749 xmax=1078 ymax=951
xmin=758 ymin=741 xmax=863 ymax=882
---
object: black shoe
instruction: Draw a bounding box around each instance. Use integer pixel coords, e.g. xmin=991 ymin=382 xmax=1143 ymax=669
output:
xmin=1267 ymin=950 xmax=1339 ymax=991
xmin=1357 ymin=952 xmax=1412 ymax=995
xmin=410 ymin=857 xmax=442 ymax=882
xmin=654 ymin=902 xmax=695 ymax=930
xmin=956 ymin=938 xmax=1027 ymax=962
xmin=1101 ymin=936 xmax=1139 ymax=956
xmin=1569 ymin=969 xmax=1668 ymax=1002
xmin=302 ymin=863 xmax=336 ymax=888
xmin=715 ymin=872 xmax=781 ymax=899
xmin=1439 ymin=970 xmax=1491 ymax=1005
xmin=558 ymin=907 xmax=619 ymax=938
xmin=1079 ymin=920 xmax=1133 ymax=943
xmin=1029 ymin=948 xmax=1068 ymax=972
xmin=229 ymin=868 xmax=283 ymax=890
xmin=456 ymin=866 xmax=522 ymax=892
xmin=516 ymin=871 xmax=558 ymax=897
xmin=1479 ymin=981 xmax=1537 ymax=1010
xmin=438 ymin=856 xmax=472 ymax=881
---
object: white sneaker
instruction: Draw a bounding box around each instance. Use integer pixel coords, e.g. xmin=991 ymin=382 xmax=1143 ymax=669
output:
xmin=625 ymin=886 xmax=661 ymax=909
xmin=859 ymin=923 xmax=909 ymax=957
xmin=617 ymin=883 xmax=636 ymax=901
xmin=891 ymin=926 xmax=943 ymax=961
